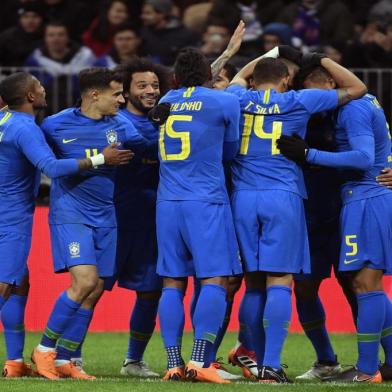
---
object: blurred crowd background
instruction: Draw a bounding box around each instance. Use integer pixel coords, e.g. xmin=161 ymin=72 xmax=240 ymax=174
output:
xmin=0 ymin=0 xmax=391 ymax=204
xmin=1 ymin=0 xmax=391 ymax=114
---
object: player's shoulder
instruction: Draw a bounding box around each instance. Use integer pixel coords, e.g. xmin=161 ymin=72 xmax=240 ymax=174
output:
xmin=339 ymin=95 xmax=373 ymax=117
xmin=42 ymin=108 xmax=77 ymax=128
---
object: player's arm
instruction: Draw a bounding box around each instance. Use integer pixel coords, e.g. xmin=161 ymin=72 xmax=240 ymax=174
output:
xmin=277 ymin=104 xmax=375 ymax=170
xmin=222 ymin=94 xmax=240 ymax=161
xmin=230 ymin=47 xmax=280 ymax=87
xmin=123 ymin=120 xmax=157 ymax=158
xmin=18 ymin=125 xmax=132 ymax=177
xmin=210 ymin=20 xmax=245 ymax=81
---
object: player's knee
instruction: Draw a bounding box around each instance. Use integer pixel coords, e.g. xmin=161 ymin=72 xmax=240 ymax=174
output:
xmin=227 ymin=276 xmax=242 ymax=300
xmin=351 ymin=273 xmax=382 ymax=294
xmin=73 ymin=276 xmax=99 ymax=299
xmin=137 ymin=290 xmax=162 ymax=301
xmin=294 ymin=280 xmax=320 ymax=301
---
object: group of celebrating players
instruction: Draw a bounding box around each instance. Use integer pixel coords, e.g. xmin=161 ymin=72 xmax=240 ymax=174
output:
xmin=0 ymin=21 xmax=392 ymax=384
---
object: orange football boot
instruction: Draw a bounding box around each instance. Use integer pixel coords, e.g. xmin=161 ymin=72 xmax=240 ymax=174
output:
xmin=3 ymin=360 xmax=38 ymax=378
xmin=31 ymin=348 xmax=59 ymax=380
xmin=228 ymin=344 xmax=258 ymax=378
xmin=56 ymin=362 xmax=96 ymax=380
xmin=185 ymin=362 xmax=231 ymax=384
xmin=163 ymin=367 xmax=185 ymax=381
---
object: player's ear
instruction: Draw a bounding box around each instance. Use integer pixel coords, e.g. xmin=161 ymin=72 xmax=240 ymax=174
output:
xmin=91 ymin=89 xmax=99 ymax=101
xmin=328 ymin=76 xmax=336 ymax=89
xmin=26 ymin=90 xmax=35 ymax=103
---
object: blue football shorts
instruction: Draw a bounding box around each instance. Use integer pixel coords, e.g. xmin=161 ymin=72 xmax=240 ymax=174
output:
xmin=0 ymin=231 xmax=30 ymax=286
xmin=50 ymin=223 xmax=116 ymax=278
xmin=231 ymin=189 xmax=311 ymax=274
xmin=156 ymin=200 xmax=243 ymax=278
xmin=339 ymin=192 xmax=392 ymax=274
xmin=105 ymin=226 xmax=162 ymax=291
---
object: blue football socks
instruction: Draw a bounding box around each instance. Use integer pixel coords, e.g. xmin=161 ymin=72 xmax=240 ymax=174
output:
xmin=296 ymin=296 xmax=336 ymax=363
xmin=56 ymin=307 xmax=93 ymax=361
xmin=263 ymin=285 xmax=292 ymax=370
xmin=190 ymin=279 xmax=201 ymax=329
xmin=1 ymin=294 xmax=27 ymax=360
xmin=127 ymin=297 xmax=159 ymax=361
xmin=158 ymin=287 xmax=185 ymax=369
xmin=381 ymin=294 xmax=392 ymax=366
xmin=238 ymin=292 xmax=256 ymax=351
xmin=191 ymin=284 xmax=227 ymax=367
xmin=209 ymin=299 xmax=234 ymax=363
xmin=356 ymin=291 xmax=385 ymax=375
xmin=40 ymin=291 xmax=81 ymax=348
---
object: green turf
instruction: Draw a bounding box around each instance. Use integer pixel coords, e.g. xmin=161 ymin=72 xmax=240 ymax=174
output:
xmin=0 ymin=332 xmax=387 ymax=391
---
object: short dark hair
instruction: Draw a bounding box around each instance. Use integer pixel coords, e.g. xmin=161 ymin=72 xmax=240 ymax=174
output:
xmin=0 ymin=72 xmax=34 ymax=107
xmin=174 ymin=48 xmax=211 ymax=87
xmin=252 ymin=58 xmax=289 ymax=85
xmin=116 ymin=56 xmax=170 ymax=94
xmin=45 ymin=20 xmax=69 ymax=33
xmin=293 ymin=65 xmax=331 ymax=89
xmin=78 ymin=68 xmax=123 ymax=94
xmin=222 ymin=63 xmax=237 ymax=82
xmin=114 ymin=22 xmax=140 ymax=36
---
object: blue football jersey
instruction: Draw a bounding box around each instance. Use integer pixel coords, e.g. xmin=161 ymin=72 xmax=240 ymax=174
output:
xmin=157 ymin=86 xmax=240 ymax=203
xmin=227 ymin=84 xmax=338 ymax=198
xmin=115 ymin=109 xmax=159 ymax=228
xmin=0 ymin=110 xmax=79 ymax=234
xmin=41 ymin=108 xmax=148 ymax=227
xmin=335 ymin=94 xmax=392 ymax=202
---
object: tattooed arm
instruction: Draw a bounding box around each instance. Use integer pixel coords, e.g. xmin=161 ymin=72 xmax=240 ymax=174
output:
xmin=320 ymin=57 xmax=367 ymax=105
xmin=210 ymin=20 xmax=245 ymax=81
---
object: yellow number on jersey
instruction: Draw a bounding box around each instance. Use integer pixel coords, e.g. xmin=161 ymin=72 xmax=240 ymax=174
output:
xmin=345 ymin=235 xmax=358 ymax=256
xmin=85 ymin=148 xmax=98 ymax=158
xmin=240 ymin=113 xmax=282 ymax=155
xmin=159 ymin=115 xmax=192 ymax=161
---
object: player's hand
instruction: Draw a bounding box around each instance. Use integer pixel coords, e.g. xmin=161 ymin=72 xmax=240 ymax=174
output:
xmin=301 ymin=52 xmax=327 ymax=69
xmin=276 ymin=134 xmax=309 ymax=163
xmin=148 ymin=103 xmax=171 ymax=125
xmin=102 ymin=143 xmax=134 ymax=165
xmin=225 ymin=20 xmax=246 ymax=57
xmin=376 ymin=167 xmax=392 ymax=188
xmin=278 ymin=45 xmax=302 ymax=65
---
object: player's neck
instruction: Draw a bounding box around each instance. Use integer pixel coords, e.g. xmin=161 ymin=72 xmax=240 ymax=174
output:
xmin=80 ymin=101 xmax=104 ymax=120
xmin=254 ymin=82 xmax=280 ymax=92
xmin=8 ymin=103 xmax=35 ymax=116
xmin=126 ymin=102 xmax=144 ymax=116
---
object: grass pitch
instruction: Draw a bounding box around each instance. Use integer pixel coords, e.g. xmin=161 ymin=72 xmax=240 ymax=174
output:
xmin=0 ymin=332 xmax=387 ymax=391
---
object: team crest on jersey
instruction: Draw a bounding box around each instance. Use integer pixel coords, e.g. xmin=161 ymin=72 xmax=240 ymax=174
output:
xmin=69 ymin=242 xmax=80 ymax=258
xmin=0 ymin=131 xmax=4 ymax=142
xmin=106 ymin=129 xmax=118 ymax=144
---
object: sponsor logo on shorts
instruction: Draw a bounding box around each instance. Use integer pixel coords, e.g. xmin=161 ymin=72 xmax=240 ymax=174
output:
xmin=106 ymin=130 xmax=118 ymax=144
xmin=343 ymin=258 xmax=359 ymax=265
xmin=69 ymin=242 xmax=80 ymax=258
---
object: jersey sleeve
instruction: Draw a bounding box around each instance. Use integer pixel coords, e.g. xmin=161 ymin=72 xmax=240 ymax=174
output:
xmin=123 ymin=119 xmax=153 ymax=153
xmin=15 ymin=123 xmax=79 ymax=178
xmin=221 ymin=93 xmax=240 ymax=142
xmin=297 ymin=89 xmax=339 ymax=114
xmin=226 ymin=84 xmax=247 ymax=98
xmin=338 ymin=101 xmax=374 ymax=138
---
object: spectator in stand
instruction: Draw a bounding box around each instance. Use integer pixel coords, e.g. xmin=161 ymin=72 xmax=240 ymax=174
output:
xmin=278 ymin=0 xmax=353 ymax=50
xmin=26 ymin=20 xmax=96 ymax=112
xmin=95 ymin=24 xmax=143 ymax=68
xmin=82 ymin=0 xmax=131 ymax=57
xmin=0 ymin=2 xmax=44 ymax=66
xmin=261 ymin=23 xmax=293 ymax=52
xmin=140 ymin=0 xmax=199 ymax=65
xmin=343 ymin=18 xmax=392 ymax=68
xmin=369 ymin=0 xmax=392 ymax=26
xmin=0 ymin=0 xmax=35 ymax=33
xmin=42 ymin=0 xmax=95 ymax=42
xmin=200 ymin=21 xmax=232 ymax=59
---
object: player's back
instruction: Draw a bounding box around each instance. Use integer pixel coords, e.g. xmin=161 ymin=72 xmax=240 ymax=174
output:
xmin=335 ymin=94 xmax=392 ymax=202
xmin=227 ymin=85 xmax=338 ymax=198
xmin=158 ymin=86 xmax=240 ymax=203
xmin=0 ymin=111 xmax=40 ymax=233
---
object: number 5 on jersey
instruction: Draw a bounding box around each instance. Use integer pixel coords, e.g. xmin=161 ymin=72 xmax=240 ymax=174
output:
xmin=240 ymin=113 xmax=282 ymax=155
xmin=159 ymin=115 xmax=192 ymax=161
